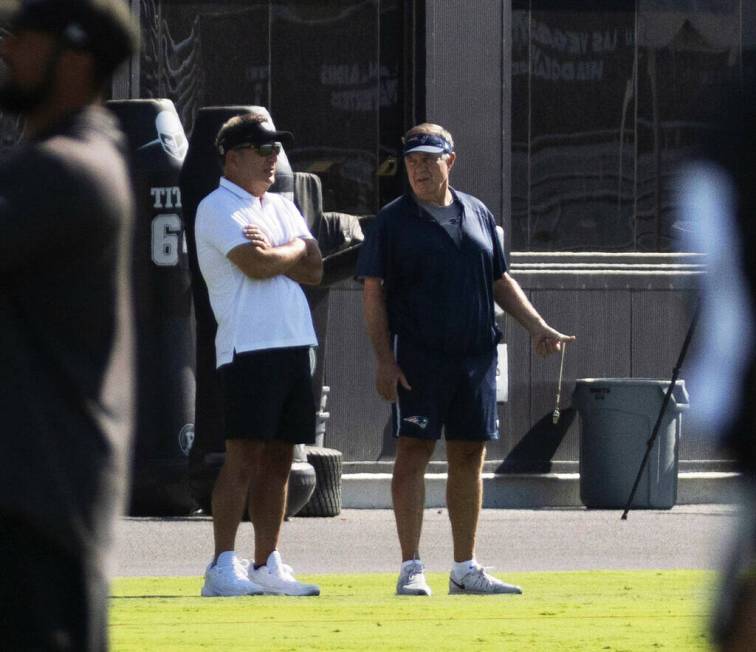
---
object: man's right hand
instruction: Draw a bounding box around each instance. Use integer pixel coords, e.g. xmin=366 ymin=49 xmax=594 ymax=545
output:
xmin=376 ymin=358 xmax=411 ymax=402
xmin=242 ymin=224 xmax=271 ymax=250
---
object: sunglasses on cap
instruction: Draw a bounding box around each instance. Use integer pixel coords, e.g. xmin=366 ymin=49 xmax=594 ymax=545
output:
xmin=234 ymin=142 xmax=283 ymax=156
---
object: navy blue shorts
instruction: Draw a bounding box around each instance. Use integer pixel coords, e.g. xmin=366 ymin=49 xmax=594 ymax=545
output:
xmin=218 ymin=347 xmax=316 ymax=444
xmin=391 ymin=337 xmax=499 ymax=441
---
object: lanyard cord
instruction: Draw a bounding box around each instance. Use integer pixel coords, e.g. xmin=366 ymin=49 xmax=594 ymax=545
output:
xmin=552 ymin=343 xmax=567 ymax=424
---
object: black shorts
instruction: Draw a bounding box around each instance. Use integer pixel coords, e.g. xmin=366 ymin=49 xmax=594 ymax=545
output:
xmin=219 ymin=347 xmax=316 ymax=443
xmin=392 ymin=337 xmax=499 ymax=441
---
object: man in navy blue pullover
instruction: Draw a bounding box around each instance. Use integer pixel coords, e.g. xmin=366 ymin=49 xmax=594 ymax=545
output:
xmin=357 ymin=122 xmax=575 ymax=597
xmin=0 ymin=0 xmax=138 ymax=648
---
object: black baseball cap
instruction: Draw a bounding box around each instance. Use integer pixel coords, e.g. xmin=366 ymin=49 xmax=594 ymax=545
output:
xmin=215 ymin=118 xmax=294 ymax=157
xmin=1 ymin=0 xmax=139 ymax=77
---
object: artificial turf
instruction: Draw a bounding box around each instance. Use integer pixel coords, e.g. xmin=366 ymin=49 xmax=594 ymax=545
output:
xmin=110 ymin=570 xmax=716 ymax=651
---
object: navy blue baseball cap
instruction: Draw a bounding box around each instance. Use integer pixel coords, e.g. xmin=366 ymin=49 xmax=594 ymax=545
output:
xmin=402 ymin=132 xmax=454 ymax=156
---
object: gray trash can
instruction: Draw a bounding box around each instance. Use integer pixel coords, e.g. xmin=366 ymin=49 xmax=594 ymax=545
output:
xmin=572 ymin=378 xmax=689 ymax=509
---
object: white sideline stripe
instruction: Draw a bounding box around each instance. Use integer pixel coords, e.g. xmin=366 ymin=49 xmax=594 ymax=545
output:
xmin=340 ymin=472 xmax=742 ymax=508
xmin=510 ymin=251 xmax=705 ymax=259
xmin=341 ymin=472 xmax=739 ymax=481
xmin=342 ymin=472 xmax=581 ymax=480
xmin=510 ymin=263 xmax=703 ymax=270
xmin=511 ymin=269 xmax=703 ymax=276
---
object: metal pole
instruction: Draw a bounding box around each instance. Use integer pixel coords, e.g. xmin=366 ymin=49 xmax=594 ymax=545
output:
xmin=621 ymin=303 xmax=700 ymax=520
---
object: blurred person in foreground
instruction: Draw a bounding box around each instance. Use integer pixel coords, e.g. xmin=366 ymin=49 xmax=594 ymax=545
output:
xmin=679 ymin=81 xmax=756 ymax=651
xmin=357 ymin=122 xmax=575 ymax=596
xmin=194 ymin=113 xmax=323 ymax=597
xmin=0 ymin=0 xmax=138 ymax=650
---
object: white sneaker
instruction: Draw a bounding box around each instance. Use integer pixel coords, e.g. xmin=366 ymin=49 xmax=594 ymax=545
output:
xmin=396 ymin=560 xmax=432 ymax=596
xmin=248 ymin=551 xmax=320 ymax=596
xmin=201 ymin=551 xmax=265 ymax=597
xmin=449 ymin=562 xmax=522 ymax=595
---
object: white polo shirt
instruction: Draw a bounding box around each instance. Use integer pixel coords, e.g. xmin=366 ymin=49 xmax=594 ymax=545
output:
xmin=195 ymin=177 xmax=317 ymax=367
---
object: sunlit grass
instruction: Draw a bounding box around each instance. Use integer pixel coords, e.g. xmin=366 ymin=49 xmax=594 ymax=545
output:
xmin=111 ymin=570 xmax=716 ymax=651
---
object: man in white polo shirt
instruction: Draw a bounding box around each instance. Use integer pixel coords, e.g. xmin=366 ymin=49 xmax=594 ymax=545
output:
xmin=195 ymin=113 xmax=323 ymax=597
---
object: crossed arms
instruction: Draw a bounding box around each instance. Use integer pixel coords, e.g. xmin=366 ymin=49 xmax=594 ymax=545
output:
xmin=227 ymin=224 xmax=323 ymax=285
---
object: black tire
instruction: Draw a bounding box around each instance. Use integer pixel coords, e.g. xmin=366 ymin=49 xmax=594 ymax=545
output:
xmin=190 ymin=456 xmax=316 ymax=519
xmin=296 ymin=447 xmax=343 ymax=517
xmin=285 ymin=462 xmax=317 ymax=518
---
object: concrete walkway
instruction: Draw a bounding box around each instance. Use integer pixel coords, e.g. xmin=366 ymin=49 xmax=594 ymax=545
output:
xmin=114 ymin=505 xmax=738 ymax=577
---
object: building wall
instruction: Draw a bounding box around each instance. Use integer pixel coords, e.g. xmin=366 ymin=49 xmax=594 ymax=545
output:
xmin=321 ymin=0 xmax=722 ymax=466
xmin=0 ymin=1 xmax=734 ymax=467
xmin=424 ymin=0 xmax=511 ymax=237
xmin=323 ymin=256 xmax=709 ymax=467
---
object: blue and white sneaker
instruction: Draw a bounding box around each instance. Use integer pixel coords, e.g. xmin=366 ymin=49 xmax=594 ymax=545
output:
xmin=449 ymin=562 xmax=522 ymax=595
xmin=396 ymin=560 xmax=432 ymax=596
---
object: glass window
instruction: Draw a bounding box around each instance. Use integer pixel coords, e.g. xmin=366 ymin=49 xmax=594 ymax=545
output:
xmin=270 ymin=2 xmax=379 ymax=213
xmin=511 ymin=1 xmax=741 ymax=252
xmin=137 ymin=0 xmax=403 ymax=215
xmin=636 ymin=0 xmax=740 ymax=250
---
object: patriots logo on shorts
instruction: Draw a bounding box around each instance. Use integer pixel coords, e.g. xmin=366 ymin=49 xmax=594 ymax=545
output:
xmin=403 ymin=416 xmax=429 ymax=429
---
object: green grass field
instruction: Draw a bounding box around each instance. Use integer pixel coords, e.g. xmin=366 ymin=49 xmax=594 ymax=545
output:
xmin=111 ymin=570 xmax=716 ymax=651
